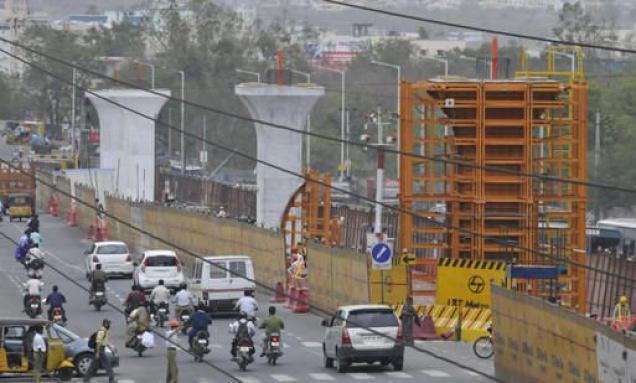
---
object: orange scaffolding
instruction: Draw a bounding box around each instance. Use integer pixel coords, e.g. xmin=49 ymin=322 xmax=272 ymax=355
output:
xmin=399 ymin=71 xmax=588 ymax=311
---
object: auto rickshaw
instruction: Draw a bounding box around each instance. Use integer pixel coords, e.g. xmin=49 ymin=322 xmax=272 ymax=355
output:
xmin=0 ymin=318 xmax=74 ymax=381
xmin=7 ymin=193 xmax=33 ymax=222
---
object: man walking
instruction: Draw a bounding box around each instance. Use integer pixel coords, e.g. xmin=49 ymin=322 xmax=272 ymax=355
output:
xmin=83 ymin=319 xmax=115 ymax=383
xmin=32 ymin=325 xmax=46 ymax=383
xmin=400 ymin=296 xmax=421 ymax=345
xmin=165 ymin=320 xmax=181 ymax=383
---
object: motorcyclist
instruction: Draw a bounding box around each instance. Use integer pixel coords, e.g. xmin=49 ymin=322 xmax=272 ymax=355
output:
xmin=259 ymin=305 xmax=285 ymax=357
xmin=124 ymin=285 xmax=147 ymax=316
xmin=89 ymin=263 xmax=108 ymax=303
xmin=26 ymin=214 xmax=39 ymax=233
xmin=25 ymin=245 xmax=45 ymax=279
xmin=149 ymin=279 xmax=170 ymax=314
xmin=173 ymin=283 xmax=195 ymax=321
xmin=23 ymin=277 xmax=44 ymax=311
xmin=29 ymin=231 xmax=42 ymax=247
xmin=229 ymin=312 xmax=256 ymax=358
xmin=234 ymin=289 xmax=258 ymax=320
xmin=188 ymin=303 xmax=211 ymax=349
xmin=15 ymin=230 xmax=31 ymax=265
xmin=126 ymin=302 xmax=150 ymax=348
xmin=45 ymin=285 xmax=67 ymax=322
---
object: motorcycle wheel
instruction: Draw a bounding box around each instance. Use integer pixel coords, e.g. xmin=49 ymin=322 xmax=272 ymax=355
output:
xmin=239 ymin=360 xmax=247 ymax=371
xmin=94 ymin=303 xmax=102 ymax=311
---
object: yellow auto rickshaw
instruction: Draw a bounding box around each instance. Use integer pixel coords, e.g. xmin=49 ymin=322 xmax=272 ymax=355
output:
xmin=0 ymin=318 xmax=74 ymax=381
xmin=7 ymin=193 xmax=33 ymax=222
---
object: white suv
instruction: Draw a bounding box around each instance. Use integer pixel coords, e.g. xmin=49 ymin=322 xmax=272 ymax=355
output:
xmin=322 ymin=305 xmax=404 ymax=373
xmin=133 ymin=250 xmax=185 ymax=293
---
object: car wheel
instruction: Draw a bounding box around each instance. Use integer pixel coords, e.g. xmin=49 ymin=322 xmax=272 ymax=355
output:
xmin=392 ymin=358 xmax=404 ymax=371
xmin=322 ymin=344 xmax=333 ymax=368
xmin=335 ymin=348 xmax=348 ymax=373
xmin=74 ymin=353 xmax=93 ymax=376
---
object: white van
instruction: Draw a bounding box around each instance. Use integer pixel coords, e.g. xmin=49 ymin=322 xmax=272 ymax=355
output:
xmin=189 ymin=255 xmax=256 ymax=314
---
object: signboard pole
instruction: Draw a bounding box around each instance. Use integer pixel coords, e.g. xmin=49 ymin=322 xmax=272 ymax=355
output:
xmin=381 ymin=270 xmax=385 ymax=304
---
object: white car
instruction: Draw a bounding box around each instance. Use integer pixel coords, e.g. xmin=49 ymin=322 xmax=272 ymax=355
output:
xmin=133 ymin=250 xmax=185 ymax=293
xmin=84 ymin=241 xmax=134 ymax=279
xmin=322 ymin=305 xmax=404 ymax=373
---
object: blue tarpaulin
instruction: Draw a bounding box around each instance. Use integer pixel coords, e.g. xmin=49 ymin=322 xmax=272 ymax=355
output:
xmin=506 ymin=264 xmax=566 ymax=279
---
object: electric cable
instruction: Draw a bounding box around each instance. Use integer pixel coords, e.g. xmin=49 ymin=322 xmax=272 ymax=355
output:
xmin=0 ymin=231 xmax=244 ymax=383
xmin=1 ymin=46 xmax=635 ymax=292
xmin=2 ymin=36 xmax=635 ymax=195
xmin=321 ymin=0 xmax=636 ymax=55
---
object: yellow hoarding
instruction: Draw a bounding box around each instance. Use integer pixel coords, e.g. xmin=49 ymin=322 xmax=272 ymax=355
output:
xmin=435 ymin=258 xmax=506 ymax=309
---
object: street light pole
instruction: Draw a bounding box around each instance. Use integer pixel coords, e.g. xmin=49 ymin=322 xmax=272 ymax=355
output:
xmin=315 ymin=65 xmax=346 ymax=181
xmin=553 ymin=51 xmax=576 ymax=73
xmin=178 ymin=70 xmax=185 ymax=175
xmin=235 ymin=69 xmax=261 ymax=83
xmin=71 ymin=67 xmax=76 ymax=162
xmin=371 ymin=60 xmax=401 ymax=178
xmin=422 ymin=56 xmax=449 ymax=77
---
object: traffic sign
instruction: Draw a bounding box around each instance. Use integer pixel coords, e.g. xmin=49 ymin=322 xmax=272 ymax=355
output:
xmin=371 ymin=242 xmax=392 ymax=270
xmin=401 ymin=253 xmax=416 ymax=265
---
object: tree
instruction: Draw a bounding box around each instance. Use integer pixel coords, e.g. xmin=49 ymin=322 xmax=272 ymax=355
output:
xmin=417 ymin=26 xmax=429 ymax=39
xmin=553 ymin=1 xmax=617 ymax=45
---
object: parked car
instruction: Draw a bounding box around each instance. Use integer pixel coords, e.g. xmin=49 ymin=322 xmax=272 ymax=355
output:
xmin=84 ymin=241 xmax=133 ymax=279
xmin=133 ymin=250 xmax=185 ymax=293
xmin=189 ymin=255 xmax=256 ymax=314
xmin=50 ymin=323 xmax=119 ymax=377
xmin=322 ymin=305 xmax=404 ymax=373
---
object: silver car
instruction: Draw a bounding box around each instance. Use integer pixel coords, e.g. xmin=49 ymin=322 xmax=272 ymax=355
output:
xmin=50 ymin=324 xmax=119 ymax=377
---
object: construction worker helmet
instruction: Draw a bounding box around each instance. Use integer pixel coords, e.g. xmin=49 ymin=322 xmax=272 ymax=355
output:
xmin=620 ymin=296 xmax=628 ymax=305
xmin=168 ymin=320 xmax=180 ymax=329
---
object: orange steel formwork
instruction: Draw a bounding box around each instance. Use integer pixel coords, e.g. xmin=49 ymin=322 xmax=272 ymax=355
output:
xmin=399 ymin=77 xmax=588 ymax=311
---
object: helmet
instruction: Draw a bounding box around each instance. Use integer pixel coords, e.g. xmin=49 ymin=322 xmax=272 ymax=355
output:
xmin=620 ymin=296 xmax=628 ymax=304
xmin=167 ymin=320 xmax=180 ymax=329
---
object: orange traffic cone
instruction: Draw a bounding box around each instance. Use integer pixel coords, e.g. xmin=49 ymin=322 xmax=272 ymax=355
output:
xmin=292 ymin=288 xmax=310 ymax=314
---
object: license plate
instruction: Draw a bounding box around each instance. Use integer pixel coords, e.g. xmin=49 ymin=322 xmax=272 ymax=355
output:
xmin=95 ymin=292 xmax=104 ymax=296
xmin=159 ymin=309 xmax=167 ymax=313
xmin=31 ymin=304 xmax=38 ymax=308
xmin=271 ymin=342 xmax=280 ymax=347
xmin=182 ymin=315 xmax=190 ymax=320
xmin=198 ymin=339 xmax=208 ymax=344
xmin=239 ymin=347 xmax=250 ymax=352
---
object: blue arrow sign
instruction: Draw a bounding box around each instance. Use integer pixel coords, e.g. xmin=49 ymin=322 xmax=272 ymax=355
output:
xmin=371 ymin=242 xmax=392 ymax=264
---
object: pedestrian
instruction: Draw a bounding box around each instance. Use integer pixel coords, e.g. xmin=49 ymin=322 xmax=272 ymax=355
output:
xmin=165 ymin=320 xmax=181 ymax=383
xmin=400 ymin=296 xmax=421 ymax=345
xmin=32 ymin=325 xmax=46 ymax=383
xmin=612 ymin=295 xmax=632 ymax=330
xmin=83 ymin=319 xmax=115 ymax=383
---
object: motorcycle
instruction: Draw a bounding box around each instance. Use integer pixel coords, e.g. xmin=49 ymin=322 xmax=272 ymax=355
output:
xmin=266 ymin=332 xmax=283 ymax=365
xmin=179 ymin=309 xmax=192 ymax=335
xmin=152 ymin=302 xmax=169 ymax=328
xmin=234 ymin=338 xmax=255 ymax=371
xmin=51 ymin=307 xmax=66 ymax=326
xmin=192 ymin=330 xmax=210 ymax=362
xmin=129 ymin=332 xmax=147 ymax=357
xmin=25 ymin=296 xmax=42 ymax=318
xmin=92 ymin=289 xmax=107 ymax=311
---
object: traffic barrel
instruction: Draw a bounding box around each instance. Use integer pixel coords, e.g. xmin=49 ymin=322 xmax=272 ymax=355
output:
xmin=413 ymin=314 xmax=441 ymax=340
xmin=270 ymin=282 xmax=286 ymax=303
xmin=292 ymin=288 xmax=310 ymax=314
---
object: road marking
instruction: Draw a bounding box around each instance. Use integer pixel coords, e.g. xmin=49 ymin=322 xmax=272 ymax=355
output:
xmin=118 ymin=380 xmax=136 ymax=383
xmin=271 ymin=374 xmax=297 ymax=382
xmin=465 ymin=370 xmax=480 ymax=376
xmin=384 ymin=371 xmax=413 ymax=379
xmin=237 ymin=378 xmax=261 ymax=383
xmin=346 ymin=373 xmax=375 ymax=380
xmin=308 ymin=373 xmax=335 ymax=381
xmin=422 ymin=369 xmax=451 ymax=377
xmin=301 ymin=341 xmax=322 ymax=348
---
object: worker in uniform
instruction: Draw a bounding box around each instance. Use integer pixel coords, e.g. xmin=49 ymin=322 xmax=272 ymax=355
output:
xmin=613 ymin=295 xmax=632 ymax=329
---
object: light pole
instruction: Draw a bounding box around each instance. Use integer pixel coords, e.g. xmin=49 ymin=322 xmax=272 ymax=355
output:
xmin=133 ymin=60 xmax=156 ymax=89
xmin=235 ymin=68 xmax=261 ymax=83
xmin=371 ymin=60 xmax=401 ymax=178
xmin=422 ymin=56 xmax=449 ymax=77
xmin=177 ymin=70 xmax=185 ymax=175
xmin=315 ymin=65 xmax=346 ymax=181
xmin=71 ymin=67 xmax=77 ymax=162
xmin=289 ymin=69 xmax=313 ymax=170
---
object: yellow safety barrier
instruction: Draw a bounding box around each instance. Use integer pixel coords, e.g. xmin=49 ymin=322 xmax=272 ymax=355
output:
xmin=392 ymin=304 xmax=491 ymax=342
xmin=436 ymin=258 xmax=506 ymax=309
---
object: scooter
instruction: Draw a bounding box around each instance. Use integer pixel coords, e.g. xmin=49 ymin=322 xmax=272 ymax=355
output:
xmin=25 ymin=296 xmax=42 ymax=318
xmin=192 ymin=330 xmax=210 ymax=362
xmin=91 ymin=289 xmax=107 ymax=311
xmin=152 ymin=302 xmax=169 ymax=328
xmin=128 ymin=332 xmax=147 ymax=357
xmin=266 ymin=332 xmax=283 ymax=365
xmin=51 ymin=307 xmax=66 ymax=326
xmin=179 ymin=309 xmax=192 ymax=335
xmin=234 ymin=338 xmax=255 ymax=371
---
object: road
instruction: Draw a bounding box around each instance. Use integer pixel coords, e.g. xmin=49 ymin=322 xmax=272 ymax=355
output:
xmin=0 ymin=143 xmax=495 ymax=383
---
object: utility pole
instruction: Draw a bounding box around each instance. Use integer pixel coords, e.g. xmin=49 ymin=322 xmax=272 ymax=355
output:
xmin=201 ymin=115 xmax=208 ymax=206
xmin=374 ymin=106 xmax=384 ymax=235
xmin=594 ymin=111 xmax=601 ymax=220
xmin=345 ymin=108 xmax=351 ymax=178
xmin=71 ymin=68 xmax=76 ymax=163
xmin=168 ymin=108 xmax=172 ymax=159
xmin=178 ymin=70 xmax=185 ymax=175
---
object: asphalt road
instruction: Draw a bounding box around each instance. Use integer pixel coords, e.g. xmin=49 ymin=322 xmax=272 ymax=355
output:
xmin=0 ymin=141 xmax=495 ymax=382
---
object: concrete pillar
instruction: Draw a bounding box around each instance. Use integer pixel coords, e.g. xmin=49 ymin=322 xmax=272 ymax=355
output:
xmin=236 ymin=84 xmax=324 ymax=229
xmin=86 ymin=89 xmax=170 ymax=202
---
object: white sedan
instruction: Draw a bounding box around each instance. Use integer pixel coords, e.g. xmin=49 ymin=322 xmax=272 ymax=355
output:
xmin=84 ymin=241 xmax=134 ymax=279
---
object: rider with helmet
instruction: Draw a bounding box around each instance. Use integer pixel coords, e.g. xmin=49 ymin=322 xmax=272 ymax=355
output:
xmin=229 ymin=312 xmax=256 ymax=358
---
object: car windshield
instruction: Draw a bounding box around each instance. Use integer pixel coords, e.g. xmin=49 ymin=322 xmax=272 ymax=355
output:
xmin=346 ymin=309 xmax=398 ymax=328
xmin=97 ymin=244 xmax=128 ymax=254
xmin=146 ymin=255 xmax=177 ymax=267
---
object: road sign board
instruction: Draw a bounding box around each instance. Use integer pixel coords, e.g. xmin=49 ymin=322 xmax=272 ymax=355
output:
xmin=436 ymin=258 xmax=506 ymax=309
xmin=401 ymin=254 xmax=416 ymax=265
xmin=371 ymin=242 xmax=392 ymax=270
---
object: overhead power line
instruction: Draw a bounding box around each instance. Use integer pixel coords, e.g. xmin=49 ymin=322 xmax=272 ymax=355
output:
xmin=2 ymin=46 xmax=635 ymax=292
xmin=321 ymin=0 xmax=636 ymax=55
xmin=1 ymin=37 xmax=635 ymax=195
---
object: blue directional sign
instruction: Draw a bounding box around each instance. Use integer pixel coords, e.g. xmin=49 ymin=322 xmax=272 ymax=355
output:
xmin=371 ymin=242 xmax=393 ymax=270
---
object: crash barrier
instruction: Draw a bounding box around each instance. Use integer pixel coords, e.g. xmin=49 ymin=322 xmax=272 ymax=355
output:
xmin=492 ymin=286 xmax=636 ymax=383
xmin=392 ymin=304 xmax=492 ymax=342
